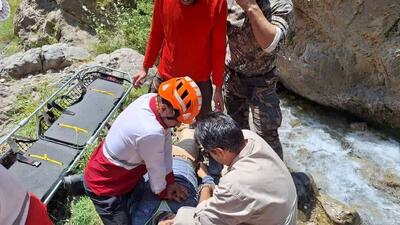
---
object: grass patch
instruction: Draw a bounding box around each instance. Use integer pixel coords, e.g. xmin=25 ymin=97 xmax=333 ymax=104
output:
xmin=124 ymin=85 xmax=149 ymax=106
xmin=96 ymin=0 xmax=114 ymax=8
xmin=69 ymin=196 xmax=102 ymax=225
xmin=0 ymin=0 xmax=20 ymax=42
xmin=2 ymin=38 xmax=20 ymax=56
xmin=0 ymin=0 xmax=22 ymax=56
xmin=93 ymin=0 xmax=153 ymax=54
xmin=9 ymin=81 xmax=56 ymax=137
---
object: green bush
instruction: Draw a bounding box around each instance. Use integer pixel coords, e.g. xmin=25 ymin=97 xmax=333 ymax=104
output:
xmin=94 ymin=0 xmax=153 ymax=54
xmin=0 ymin=0 xmax=22 ymax=56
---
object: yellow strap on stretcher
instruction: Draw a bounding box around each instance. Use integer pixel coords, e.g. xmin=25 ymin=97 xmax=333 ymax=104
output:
xmin=29 ymin=153 xmax=63 ymax=166
xmin=58 ymin=123 xmax=88 ymax=134
xmin=90 ymin=88 xmax=114 ymax=97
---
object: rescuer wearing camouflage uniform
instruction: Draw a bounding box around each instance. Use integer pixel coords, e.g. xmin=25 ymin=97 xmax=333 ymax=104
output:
xmin=224 ymin=0 xmax=293 ymax=159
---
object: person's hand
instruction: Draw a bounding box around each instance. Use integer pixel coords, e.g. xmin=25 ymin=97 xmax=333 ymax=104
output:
xmin=131 ymin=68 xmax=148 ymax=88
xmin=213 ymin=86 xmax=224 ymax=112
xmin=167 ymin=183 xmax=189 ymax=203
xmin=235 ymin=0 xmax=258 ymax=12
xmin=197 ymin=162 xmax=209 ymax=179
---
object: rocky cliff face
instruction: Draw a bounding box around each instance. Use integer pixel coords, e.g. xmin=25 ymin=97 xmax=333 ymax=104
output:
xmin=13 ymin=0 xmax=97 ymax=48
xmin=277 ymin=0 xmax=400 ymax=128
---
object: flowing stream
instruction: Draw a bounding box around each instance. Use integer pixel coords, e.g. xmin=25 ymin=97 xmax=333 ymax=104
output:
xmin=278 ymin=92 xmax=400 ymax=225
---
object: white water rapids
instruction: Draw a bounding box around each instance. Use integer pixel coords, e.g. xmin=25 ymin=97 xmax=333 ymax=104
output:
xmin=278 ymin=93 xmax=400 ymax=225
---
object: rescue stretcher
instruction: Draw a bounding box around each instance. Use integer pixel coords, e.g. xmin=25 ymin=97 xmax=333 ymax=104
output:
xmin=0 ymin=66 xmax=133 ymax=203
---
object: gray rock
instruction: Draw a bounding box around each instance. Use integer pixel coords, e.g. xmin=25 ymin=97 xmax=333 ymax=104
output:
xmin=42 ymin=43 xmax=90 ymax=71
xmin=42 ymin=43 xmax=69 ymax=71
xmin=278 ymin=0 xmax=400 ymax=128
xmin=64 ymin=46 xmax=91 ymax=61
xmin=93 ymin=48 xmax=146 ymax=77
xmin=0 ymin=48 xmax=42 ymax=79
xmin=14 ymin=0 xmax=97 ymax=49
xmin=0 ymin=44 xmax=90 ymax=79
xmin=55 ymin=0 xmax=95 ymax=22
xmin=317 ymin=195 xmax=362 ymax=225
xmin=289 ymin=118 xmax=301 ymax=128
xmin=349 ymin=122 xmax=368 ymax=131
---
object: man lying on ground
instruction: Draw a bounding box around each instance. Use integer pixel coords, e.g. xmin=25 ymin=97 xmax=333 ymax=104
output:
xmin=130 ymin=128 xmax=215 ymax=225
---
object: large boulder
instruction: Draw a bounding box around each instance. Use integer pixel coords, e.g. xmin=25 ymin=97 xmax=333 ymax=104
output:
xmin=90 ymin=48 xmax=157 ymax=82
xmin=0 ymin=48 xmax=43 ymax=79
xmin=14 ymin=0 xmax=97 ymax=48
xmin=92 ymin=48 xmax=145 ymax=75
xmin=55 ymin=0 xmax=96 ymax=22
xmin=277 ymin=0 xmax=400 ymax=128
xmin=0 ymin=43 xmax=90 ymax=79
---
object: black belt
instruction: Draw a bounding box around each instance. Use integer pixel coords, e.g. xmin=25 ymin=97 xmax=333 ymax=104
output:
xmin=227 ymin=67 xmax=277 ymax=87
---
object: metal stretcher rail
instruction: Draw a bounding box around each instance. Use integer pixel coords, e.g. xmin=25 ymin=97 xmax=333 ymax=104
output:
xmin=0 ymin=65 xmax=133 ymax=203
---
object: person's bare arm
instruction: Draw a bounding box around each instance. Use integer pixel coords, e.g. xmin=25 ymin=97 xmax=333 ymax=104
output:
xmin=199 ymin=186 xmax=213 ymax=204
xmin=132 ymin=0 xmax=164 ymax=87
xmin=197 ymin=163 xmax=215 ymax=204
xmin=235 ymin=0 xmax=293 ymax=52
xmin=236 ymin=0 xmax=277 ymax=48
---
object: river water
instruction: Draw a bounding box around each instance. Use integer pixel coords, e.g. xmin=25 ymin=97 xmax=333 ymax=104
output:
xmin=278 ymin=92 xmax=400 ymax=225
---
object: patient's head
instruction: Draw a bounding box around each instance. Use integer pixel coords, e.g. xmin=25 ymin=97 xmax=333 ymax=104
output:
xmin=155 ymin=211 xmax=175 ymax=225
xmin=158 ymin=218 xmax=174 ymax=225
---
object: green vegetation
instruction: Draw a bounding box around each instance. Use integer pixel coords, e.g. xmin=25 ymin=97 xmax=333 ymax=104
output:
xmin=69 ymin=196 xmax=102 ymax=225
xmin=93 ymin=0 xmax=153 ymax=54
xmin=96 ymin=0 xmax=114 ymax=8
xmin=9 ymin=81 xmax=56 ymax=138
xmin=125 ymin=85 xmax=149 ymax=106
xmin=0 ymin=0 xmax=22 ymax=56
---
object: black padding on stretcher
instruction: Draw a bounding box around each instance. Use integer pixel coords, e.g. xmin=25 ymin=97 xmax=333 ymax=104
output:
xmin=42 ymin=79 xmax=125 ymax=148
xmin=8 ymin=140 xmax=78 ymax=200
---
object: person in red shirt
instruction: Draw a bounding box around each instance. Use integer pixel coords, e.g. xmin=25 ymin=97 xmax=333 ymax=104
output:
xmin=132 ymin=0 xmax=227 ymax=115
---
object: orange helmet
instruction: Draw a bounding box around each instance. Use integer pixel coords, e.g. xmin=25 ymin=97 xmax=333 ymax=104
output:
xmin=158 ymin=76 xmax=202 ymax=124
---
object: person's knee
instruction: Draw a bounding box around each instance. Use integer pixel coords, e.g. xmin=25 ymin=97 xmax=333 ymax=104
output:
xmin=225 ymin=100 xmax=250 ymax=129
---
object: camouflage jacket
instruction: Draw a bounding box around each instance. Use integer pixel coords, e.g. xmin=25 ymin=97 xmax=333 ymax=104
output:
xmin=226 ymin=0 xmax=293 ymax=76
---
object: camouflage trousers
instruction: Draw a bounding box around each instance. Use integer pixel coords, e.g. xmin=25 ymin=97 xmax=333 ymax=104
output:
xmin=224 ymin=68 xmax=283 ymax=159
xmin=149 ymin=74 xmax=213 ymax=119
